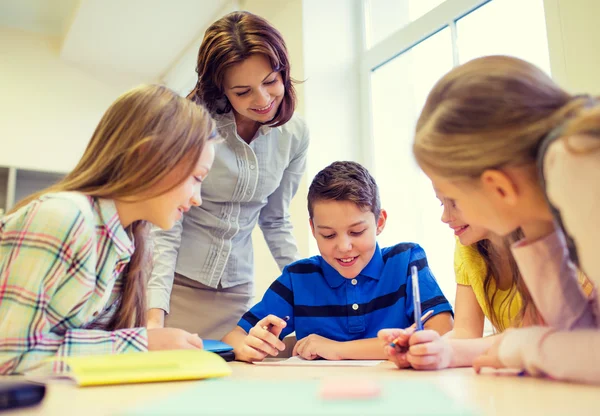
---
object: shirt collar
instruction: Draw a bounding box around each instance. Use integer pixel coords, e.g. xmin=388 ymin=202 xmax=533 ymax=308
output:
xmin=319 ymin=243 xmax=384 ymax=288
xmin=96 ymin=198 xmax=135 ymax=259
xmin=360 ymin=244 xmax=384 ymax=280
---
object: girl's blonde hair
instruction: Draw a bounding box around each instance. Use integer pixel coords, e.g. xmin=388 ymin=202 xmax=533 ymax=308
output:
xmin=413 ymin=55 xmax=599 ymax=179
xmin=11 ymin=84 xmax=216 ymax=330
xmin=414 ymin=55 xmax=599 ymax=329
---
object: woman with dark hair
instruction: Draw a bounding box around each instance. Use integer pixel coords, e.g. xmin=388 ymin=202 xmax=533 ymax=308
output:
xmin=146 ymin=11 xmax=309 ymax=339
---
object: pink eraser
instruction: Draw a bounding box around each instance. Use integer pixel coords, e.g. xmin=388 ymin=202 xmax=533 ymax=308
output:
xmin=319 ymin=379 xmax=382 ymax=400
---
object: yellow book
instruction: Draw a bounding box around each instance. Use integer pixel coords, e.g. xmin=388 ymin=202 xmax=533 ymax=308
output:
xmin=51 ymin=350 xmax=232 ymax=387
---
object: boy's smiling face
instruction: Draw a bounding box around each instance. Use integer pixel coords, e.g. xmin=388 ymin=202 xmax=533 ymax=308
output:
xmin=310 ymin=200 xmax=386 ymax=279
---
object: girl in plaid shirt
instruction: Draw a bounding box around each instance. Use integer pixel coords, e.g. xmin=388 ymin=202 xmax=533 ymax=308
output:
xmin=0 ymin=84 xmax=217 ymax=374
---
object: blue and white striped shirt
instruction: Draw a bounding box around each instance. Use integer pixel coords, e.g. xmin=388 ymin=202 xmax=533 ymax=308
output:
xmin=238 ymin=243 xmax=453 ymax=341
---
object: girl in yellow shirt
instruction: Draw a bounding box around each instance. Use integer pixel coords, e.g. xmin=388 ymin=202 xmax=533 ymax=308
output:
xmin=380 ymin=195 xmax=592 ymax=370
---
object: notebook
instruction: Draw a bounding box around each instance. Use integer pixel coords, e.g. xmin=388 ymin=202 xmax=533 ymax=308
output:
xmin=49 ymin=349 xmax=232 ymax=387
xmin=123 ymin=379 xmax=477 ymax=415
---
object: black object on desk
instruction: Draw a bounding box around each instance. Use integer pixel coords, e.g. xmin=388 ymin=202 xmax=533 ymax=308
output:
xmin=0 ymin=380 xmax=46 ymax=411
xmin=203 ymin=340 xmax=235 ymax=362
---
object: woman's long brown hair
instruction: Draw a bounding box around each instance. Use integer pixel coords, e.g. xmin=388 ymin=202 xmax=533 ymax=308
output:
xmin=187 ymin=11 xmax=297 ymax=126
xmin=10 ymin=84 xmax=216 ymax=330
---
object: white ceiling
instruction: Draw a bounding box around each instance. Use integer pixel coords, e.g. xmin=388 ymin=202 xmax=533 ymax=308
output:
xmin=0 ymin=0 xmax=230 ymax=87
xmin=0 ymin=0 xmax=79 ymax=36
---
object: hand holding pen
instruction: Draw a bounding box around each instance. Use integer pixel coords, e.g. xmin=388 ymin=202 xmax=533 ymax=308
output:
xmin=238 ymin=315 xmax=289 ymax=362
xmin=388 ymin=265 xmax=429 ymax=351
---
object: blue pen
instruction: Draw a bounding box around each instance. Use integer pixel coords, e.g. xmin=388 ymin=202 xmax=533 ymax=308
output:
xmin=411 ymin=265 xmax=423 ymax=331
xmin=389 ymin=266 xmax=431 ymax=349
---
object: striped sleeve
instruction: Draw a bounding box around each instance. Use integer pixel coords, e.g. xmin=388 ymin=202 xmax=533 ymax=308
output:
xmin=0 ymin=197 xmax=147 ymax=375
xmin=238 ymin=267 xmax=295 ymax=339
xmin=405 ymin=244 xmax=454 ymax=324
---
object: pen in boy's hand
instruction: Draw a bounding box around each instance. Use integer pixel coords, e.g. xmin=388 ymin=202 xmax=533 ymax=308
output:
xmin=262 ymin=315 xmax=290 ymax=332
xmin=411 ymin=265 xmax=423 ymax=331
xmin=388 ymin=310 xmax=434 ymax=349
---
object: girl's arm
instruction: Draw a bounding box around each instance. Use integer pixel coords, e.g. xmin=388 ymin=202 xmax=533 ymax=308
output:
xmin=544 ymin=135 xmax=600 ymax=296
xmin=487 ymin=136 xmax=600 ymax=384
xmin=0 ymin=197 xmax=147 ymax=375
xmin=405 ymin=285 xmax=491 ymax=370
xmin=446 ymin=284 xmax=485 ymax=339
xmin=258 ymin=122 xmax=309 ymax=269
xmin=498 ymin=327 xmax=600 ymax=384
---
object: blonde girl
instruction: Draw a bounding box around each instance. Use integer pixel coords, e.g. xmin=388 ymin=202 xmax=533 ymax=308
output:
xmin=0 ymin=84 xmax=217 ymax=374
xmin=413 ymin=55 xmax=599 ymax=383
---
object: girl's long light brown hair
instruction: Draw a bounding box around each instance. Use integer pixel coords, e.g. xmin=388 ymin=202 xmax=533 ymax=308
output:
xmin=187 ymin=11 xmax=297 ymax=126
xmin=413 ymin=55 xmax=598 ymax=179
xmin=414 ymin=55 xmax=599 ymax=329
xmin=474 ymin=229 xmax=540 ymax=332
xmin=10 ymin=84 xmax=216 ymax=330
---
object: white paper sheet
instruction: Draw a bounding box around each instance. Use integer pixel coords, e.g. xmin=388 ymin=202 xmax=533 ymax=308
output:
xmin=253 ymin=356 xmax=385 ymax=367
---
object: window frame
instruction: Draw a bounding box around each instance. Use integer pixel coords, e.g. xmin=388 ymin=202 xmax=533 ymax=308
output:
xmin=358 ymin=0 xmax=490 ymax=171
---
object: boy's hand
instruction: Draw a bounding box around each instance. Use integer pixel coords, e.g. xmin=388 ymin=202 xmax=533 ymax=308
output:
xmin=292 ymin=334 xmax=342 ymax=360
xmin=378 ymin=328 xmax=414 ymax=369
xmin=236 ymin=315 xmax=288 ymax=363
xmin=405 ymin=329 xmax=453 ymax=370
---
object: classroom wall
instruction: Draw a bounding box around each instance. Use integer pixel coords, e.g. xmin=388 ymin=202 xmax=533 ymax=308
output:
xmin=544 ymin=0 xmax=600 ymax=94
xmin=238 ymin=0 xmax=311 ymax=303
xmin=0 ymin=28 xmax=125 ymax=172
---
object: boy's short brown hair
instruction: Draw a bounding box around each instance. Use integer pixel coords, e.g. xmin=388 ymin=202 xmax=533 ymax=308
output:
xmin=308 ymin=161 xmax=381 ymax=219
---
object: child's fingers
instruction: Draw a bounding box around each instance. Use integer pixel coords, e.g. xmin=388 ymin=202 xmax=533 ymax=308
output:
xmin=249 ymin=325 xmax=286 ymax=351
xmin=184 ymin=333 xmax=204 ymax=349
xmin=407 ymin=353 xmax=440 ymax=370
xmin=292 ymin=338 xmax=303 ymax=356
xmin=384 ymin=345 xmax=397 ymax=357
xmin=258 ymin=315 xmax=288 ymax=331
xmin=473 ymin=353 xmax=503 ymax=374
xmin=377 ymin=328 xmax=404 ymax=342
xmin=241 ymin=345 xmax=267 ymax=362
xmin=246 ymin=335 xmax=280 ymax=357
xmin=408 ymin=329 xmax=439 ymax=346
xmin=390 ymin=352 xmax=410 ymax=369
xmin=409 ymin=341 xmax=444 ymax=356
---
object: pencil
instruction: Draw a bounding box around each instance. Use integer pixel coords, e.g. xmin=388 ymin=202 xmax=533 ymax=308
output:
xmin=388 ymin=310 xmax=434 ymax=348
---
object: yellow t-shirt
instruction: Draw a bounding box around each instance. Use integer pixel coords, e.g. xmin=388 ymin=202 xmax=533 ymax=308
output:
xmin=453 ymin=240 xmax=522 ymax=331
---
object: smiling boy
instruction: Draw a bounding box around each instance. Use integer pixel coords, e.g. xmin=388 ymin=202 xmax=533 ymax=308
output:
xmin=222 ymin=161 xmax=453 ymax=362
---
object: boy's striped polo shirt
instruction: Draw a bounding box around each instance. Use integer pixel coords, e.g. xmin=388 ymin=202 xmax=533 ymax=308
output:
xmin=238 ymin=243 xmax=453 ymax=341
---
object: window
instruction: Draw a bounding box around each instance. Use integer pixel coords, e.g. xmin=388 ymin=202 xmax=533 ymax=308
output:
xmin=457 ymin=0 xmax=551 ymax=72
xmin=365 ymin=0 xmax=446 ymax=48
xmin=370 ymin=28 xmax=455 ymax=298
xmin=362 ymin=0 xmax=551 ymax=303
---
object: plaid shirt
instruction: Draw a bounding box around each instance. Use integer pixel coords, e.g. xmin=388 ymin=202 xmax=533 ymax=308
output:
xmin=0 ymin=192 xmax=148 ymax=375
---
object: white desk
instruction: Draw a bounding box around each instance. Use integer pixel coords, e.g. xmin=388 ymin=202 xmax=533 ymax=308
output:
xmin=4 ymin=361 xmax=600 ymax=415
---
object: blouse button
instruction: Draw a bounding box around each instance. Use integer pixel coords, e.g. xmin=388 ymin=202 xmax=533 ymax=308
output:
xmin=352 ymin=303 xmax=359 ymax=311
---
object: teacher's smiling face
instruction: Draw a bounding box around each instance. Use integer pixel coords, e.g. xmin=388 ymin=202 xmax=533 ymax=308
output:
xmin=223 ymin=54 xmax=285 ymax=124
